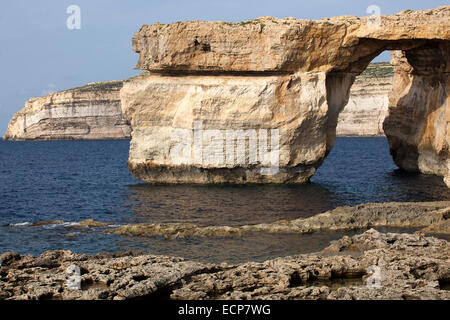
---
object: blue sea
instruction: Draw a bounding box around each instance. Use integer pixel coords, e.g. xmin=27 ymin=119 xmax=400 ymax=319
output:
xmin=1 ymin=137 xmax=449 ymax=263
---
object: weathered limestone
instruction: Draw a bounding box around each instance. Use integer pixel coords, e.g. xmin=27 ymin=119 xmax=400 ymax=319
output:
xmin=171 ymin=230 xmax=450 ymax=300
xmin=122 ymin=6 xmax=450 ymax=184
xmin=336 ymin=63 xmax=392 ymax=136
xmin=131 ymin=8 xmax=449 ymax=74
xmin=2 ymin=64 xmax=391 ymax=141
xmin=121 ymin=72 xmax=328 ymax=183
xmin=1 ymin=229 xmax=449 ymax=300
xmin=384 ymin=48 xmax=450 ymax=186
xmin=3 ymin=81 xmax=131 ymax=140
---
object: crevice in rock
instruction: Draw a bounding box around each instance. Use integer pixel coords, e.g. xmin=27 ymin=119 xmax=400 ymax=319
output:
xmin=439 ymin=279 xmax=450 ymax=291
xmin=131 ymin=265 xmax=232 ymax=300
xmin=289 ymin=270 xmax=366 ymax=290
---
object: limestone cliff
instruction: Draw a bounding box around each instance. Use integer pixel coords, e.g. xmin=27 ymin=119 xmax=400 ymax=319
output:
xmin=384 ymin=49 xmax=450 ymax=184
xmin=3 ymin=80 xmax=131 ymax=140
xmin=3 ymin=66 xmax=391 ymax=141
xmin=336 ymin=63 xmax=392 ymax=136
xmin=122 ymin=6 xmax=449 ymax=184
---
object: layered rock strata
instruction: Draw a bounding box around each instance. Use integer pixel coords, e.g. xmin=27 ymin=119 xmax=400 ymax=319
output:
xmin=122 ymin=6 xmax=450 ymax=184
xmin=1 ymin=229 xmax=449 ymax=300
xmin=3 ymin=65 xmax=391 ymax=141
xmin=336 ymin=63 xmax=392 ymax=136
xmin=3 ymin=81 xmax=131 ymax=140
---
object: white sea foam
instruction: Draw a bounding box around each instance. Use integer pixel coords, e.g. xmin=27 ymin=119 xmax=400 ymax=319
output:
xmin=9 ymin=222 xmax=32 ymax=227
xmin=107 ymin=224 xmax=121 ymax=228
xmin=43 ymin=222 xmax=80 ymax=229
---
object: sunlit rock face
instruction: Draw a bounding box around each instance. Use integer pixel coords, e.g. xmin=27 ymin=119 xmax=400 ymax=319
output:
xmin=2 ymin=66 xmax=391 ymax=142
xmin=122 ymin=6 xmax=450 ymax=184
xmin=3 ymin=81 xmax=131 ymax=141
xmin=121 ymin=72 xmax=328 ymax=183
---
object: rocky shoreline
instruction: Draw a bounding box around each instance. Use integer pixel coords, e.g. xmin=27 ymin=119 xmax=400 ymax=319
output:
xmin=1 ymin=201 xmax=449 ymax=300
xmin=0 ymin=229 xmax=448 ymax=300
xmin=19 ymin=201 xmax=449 ymax=239
xmin=1 ymin=6 xmax=448 ymax=300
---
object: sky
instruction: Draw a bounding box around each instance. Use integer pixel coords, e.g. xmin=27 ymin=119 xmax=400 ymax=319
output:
xmin=0 ymin=0 xmax=448 ymax=134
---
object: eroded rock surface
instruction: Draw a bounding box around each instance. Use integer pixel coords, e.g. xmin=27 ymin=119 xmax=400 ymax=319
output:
xmin=0 ymin=250 xmax=215 ymax=300
xmin=172 ymin=230 xmax=450 ymax=300
xmin=131 ymin=8 xmax=449 ymax=74
xmin=122 ymin=6 xmax=450 ymax=184
xmin=1 ymin=230 xmax=449 ymax=300
xmin=121 ymin=72 xmax=327 ymax=183
xmin=3 ymin=64 xmax=391 ymax=141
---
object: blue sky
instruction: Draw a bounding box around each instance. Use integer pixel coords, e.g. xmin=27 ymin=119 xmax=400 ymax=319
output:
xmin=0 ymin=0 xmax=448 ymax=134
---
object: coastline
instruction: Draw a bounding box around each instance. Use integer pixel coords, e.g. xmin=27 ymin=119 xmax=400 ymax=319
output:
xmin=1 ymin=228 xmax=448 ymax=300
xmin=0 ymin=4 xmax=448 ymax=303
xmin=1 ymin=201 xmax=449 ymax=300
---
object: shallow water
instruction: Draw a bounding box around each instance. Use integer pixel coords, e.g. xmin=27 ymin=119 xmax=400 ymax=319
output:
xmin=0 ymin=138 xmax=449 ymax=263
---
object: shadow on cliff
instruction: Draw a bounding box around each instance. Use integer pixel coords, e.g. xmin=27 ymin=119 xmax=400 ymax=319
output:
xmin=383 ymin=41 xmax=449 ymax=173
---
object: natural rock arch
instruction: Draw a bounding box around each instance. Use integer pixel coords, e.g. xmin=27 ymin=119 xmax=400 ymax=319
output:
xmin=326 ymin=40 xmax=449 ymax=178
xmin=121 ymin=6 xmax=450 ymax=185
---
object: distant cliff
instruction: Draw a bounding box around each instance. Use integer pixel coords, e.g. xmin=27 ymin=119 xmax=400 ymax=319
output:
xmin=336 ymin=62 xmax=392 ymax=136
xmin=3 ymin=65 xmax=392 ymax=141
xmin=3 ymin=80 xmax=131 ymax=140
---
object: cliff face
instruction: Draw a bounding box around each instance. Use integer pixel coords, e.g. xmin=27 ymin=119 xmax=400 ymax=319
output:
xmin=3 ymin=66 xmax=391 ymax=141
xmin=336 ymin=63 xmax=392 ymax=136
xmin=131 ymin=8 xmax=448 ymax=74
xmin=384 ymin=48 xmax=450 ymax=184
xmin=121 ymin=72 xmax=329 ymax=183
xmin=3 ymin=81 xmax=131 ymax=141
xmin=122 ymin=6 xmax=450 ymax=184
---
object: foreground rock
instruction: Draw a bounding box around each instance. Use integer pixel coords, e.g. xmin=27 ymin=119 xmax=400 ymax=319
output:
xmin=172 ymin=230 xmax=450 ymax=300
xmin=123 ymin=6 xmax=450 ymax=184
xmin=0 ymin=251 xmax=214 ymax=300
xmin=3 ymin=80 xmax=131 ymax=141
xmin=1 ymin=230 xmax=449 ymax=300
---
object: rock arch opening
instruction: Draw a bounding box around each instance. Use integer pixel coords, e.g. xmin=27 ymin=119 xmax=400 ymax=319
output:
xmin=335 ymin=57 xmax=392 ymax=138
xmin=325 ymin=39 xmax=449 ymax=185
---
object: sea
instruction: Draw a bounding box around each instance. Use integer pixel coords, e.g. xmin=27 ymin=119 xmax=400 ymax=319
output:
xmin=1 ymin=137 xmax=449 ymax=263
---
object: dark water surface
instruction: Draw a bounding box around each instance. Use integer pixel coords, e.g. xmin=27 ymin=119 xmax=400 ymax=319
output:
xmin=0 ymin=138 xmax=449 ymax=263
